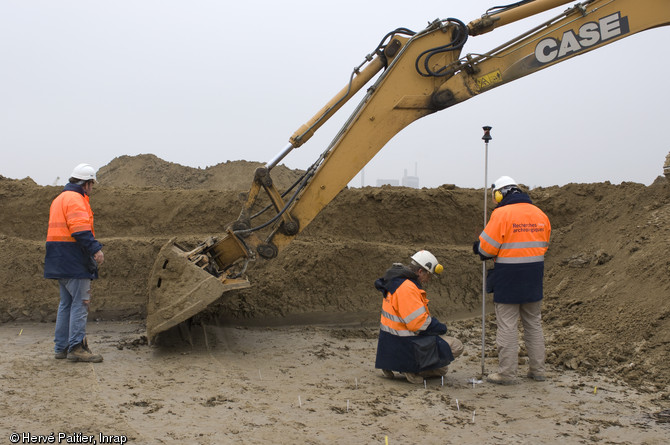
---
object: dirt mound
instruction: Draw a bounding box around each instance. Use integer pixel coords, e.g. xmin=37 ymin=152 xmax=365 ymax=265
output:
xmin=1 ymin=155 xmax=669 ymax=391
xmin=97 ymin=153 xmax=304 ymax=190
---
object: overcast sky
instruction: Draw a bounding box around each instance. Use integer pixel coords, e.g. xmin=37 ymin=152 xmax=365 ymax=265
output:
xmin=2 ymin=1 xmax=668 ymax=189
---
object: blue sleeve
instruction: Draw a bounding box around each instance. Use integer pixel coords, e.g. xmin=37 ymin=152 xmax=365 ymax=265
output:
xmin=421 ymin=317 xmax=447 ymax=336
xmin=71 ymin=231 xmax=103 ymax=255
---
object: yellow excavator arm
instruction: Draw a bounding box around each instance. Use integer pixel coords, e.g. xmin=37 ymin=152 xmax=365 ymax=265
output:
xmin=146 ymin=0 xmax=670 ymax=341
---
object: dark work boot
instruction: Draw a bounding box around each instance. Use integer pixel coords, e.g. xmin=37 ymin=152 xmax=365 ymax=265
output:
xmin=54 ymin=350 xmax=67 ymax=360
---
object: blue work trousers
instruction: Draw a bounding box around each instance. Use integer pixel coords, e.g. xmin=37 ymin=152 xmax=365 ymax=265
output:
xmin=54 ymin=278 xmax=91 ymax=353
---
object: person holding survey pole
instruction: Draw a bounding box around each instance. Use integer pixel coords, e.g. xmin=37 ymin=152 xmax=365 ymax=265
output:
xmin=473 ymin=176 xmax=551 ymax=385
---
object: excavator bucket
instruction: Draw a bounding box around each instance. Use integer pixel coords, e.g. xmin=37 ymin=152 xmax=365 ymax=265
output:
xmin=146 ymin=238 xmax=250 ymax=342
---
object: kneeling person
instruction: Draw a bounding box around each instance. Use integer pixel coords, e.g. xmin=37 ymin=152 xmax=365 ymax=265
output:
xmin=374 ymin=250 xmax=463 ymax=384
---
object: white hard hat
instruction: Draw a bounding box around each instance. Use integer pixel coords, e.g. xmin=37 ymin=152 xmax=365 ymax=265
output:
xmin=492 ymin=175 xmax=517 ymax=191
xmin=492 ymin=175 xmax=518 ymax=202
xmin=70 ymin=163 xmax=97 ymax=182
xmin=411 ymin=250 xmax=444 ymax=275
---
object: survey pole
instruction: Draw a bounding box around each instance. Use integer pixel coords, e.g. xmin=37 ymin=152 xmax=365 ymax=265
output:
xmin=481 ymin=126 xmax=492 ymax=376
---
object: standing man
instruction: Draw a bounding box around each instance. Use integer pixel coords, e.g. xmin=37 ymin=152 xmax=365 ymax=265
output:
xmin=375 ymin=250 xmax=463 ymax=384
xmin=45 ymin=163 xmax=105 ymax=363
xmin=474 ymin=176 xmax=551 ymax=384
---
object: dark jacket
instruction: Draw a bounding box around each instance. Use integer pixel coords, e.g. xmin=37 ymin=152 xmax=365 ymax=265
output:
xmin=374 ymin=264 xmax=454 ymax=373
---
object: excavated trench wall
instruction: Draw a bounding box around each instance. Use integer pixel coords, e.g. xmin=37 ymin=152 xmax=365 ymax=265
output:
xmin=1 ymin=155 xmax=669 ymax=388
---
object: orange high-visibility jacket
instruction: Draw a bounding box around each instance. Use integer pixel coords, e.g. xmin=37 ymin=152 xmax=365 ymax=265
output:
xmin=478 ymin=202 xmax=550 ymax=264
xmin=478 ymin=193 xmax=550 ymax=303
xmin=380 ymin=279 xmax=432 ymax=336
xmin=46 ymin=191 xmax=95 ymax=242
xmin=44 ymin=183 xmax=102 ymax=279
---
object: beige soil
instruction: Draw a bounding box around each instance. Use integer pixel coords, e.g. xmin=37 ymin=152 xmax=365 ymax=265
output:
xmin=1 ymin=154 xmax=669 ymax=443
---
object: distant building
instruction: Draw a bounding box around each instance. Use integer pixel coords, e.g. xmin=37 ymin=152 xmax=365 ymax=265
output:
xmin=402 ymin=168 xmax=419 ymax=188
xmin=376 ymin=179 xmax=400 ymax=186
xmin=372 ymin=164 xmax=420 ymax=188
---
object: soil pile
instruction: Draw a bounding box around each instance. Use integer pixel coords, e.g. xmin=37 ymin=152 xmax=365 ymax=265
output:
xmin=97 ymin=153 xmax=305 ymax=190
xmin=0 ymin=155 xmax=668 ymax=391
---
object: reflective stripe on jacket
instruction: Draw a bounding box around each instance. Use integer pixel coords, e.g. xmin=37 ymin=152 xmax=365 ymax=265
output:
xmin=478 ymin=192 xmax=551 ymax=304
xmin=44 ymin=183 xmax=102 ymax=279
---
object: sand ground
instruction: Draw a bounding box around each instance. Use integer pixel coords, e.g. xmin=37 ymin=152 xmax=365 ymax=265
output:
xmin=2 ymin=157 xmax=669 ymax=444
xmin=1 ymin=319 xmax=668 ymax=445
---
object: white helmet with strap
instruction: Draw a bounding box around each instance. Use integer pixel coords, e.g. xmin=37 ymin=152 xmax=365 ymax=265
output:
xmin=70 ymin=163 xmax=97 ymax=182
xmin=411 ymin=250 xmax=444 ymax=275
